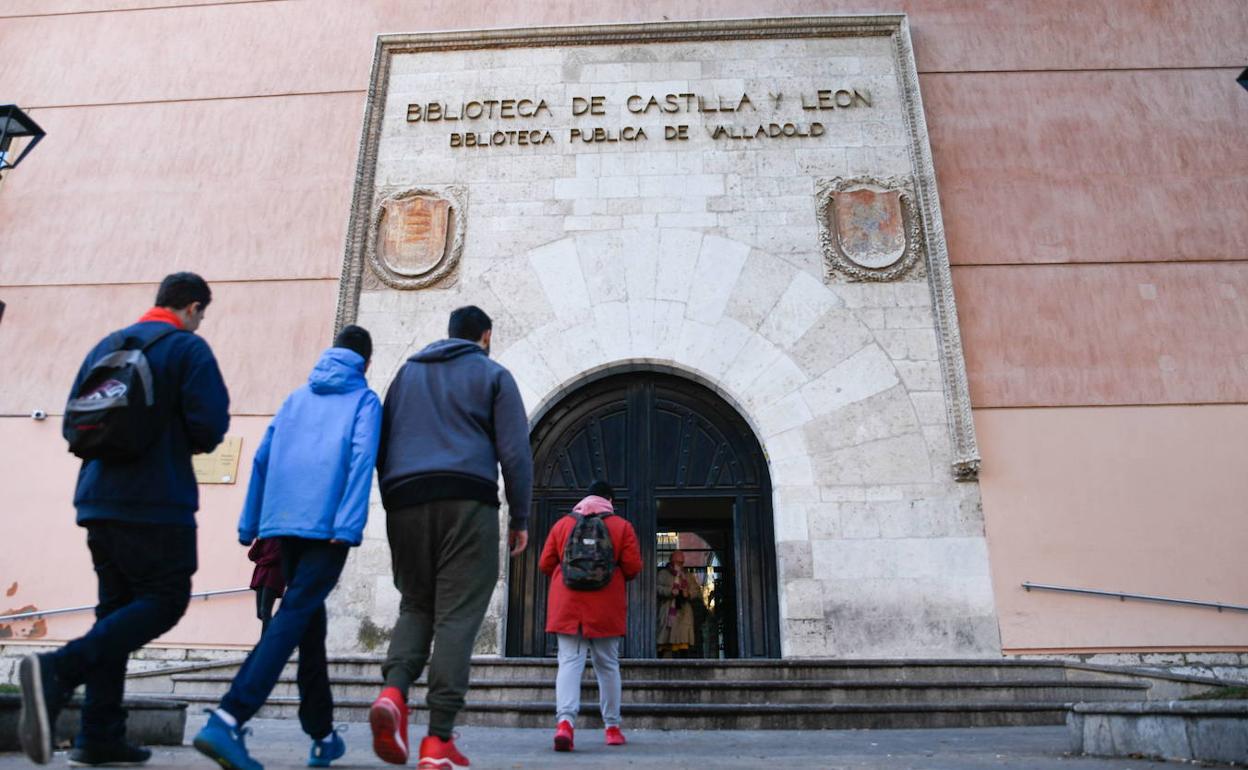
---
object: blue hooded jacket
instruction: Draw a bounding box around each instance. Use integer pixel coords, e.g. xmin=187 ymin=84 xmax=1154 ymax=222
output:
xmin=237 ymin=347 xmax=381 ymax=546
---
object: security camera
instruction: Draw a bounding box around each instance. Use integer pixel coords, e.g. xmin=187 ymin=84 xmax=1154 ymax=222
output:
xmin=31 ymin=409 xmax=47 ymax=421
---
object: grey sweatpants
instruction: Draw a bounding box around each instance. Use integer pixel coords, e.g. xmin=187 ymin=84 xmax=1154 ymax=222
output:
xmin=555 ymin=633 xmax=622 ymax=728
xmin=382 ymin=500 xmax=500 ymax=739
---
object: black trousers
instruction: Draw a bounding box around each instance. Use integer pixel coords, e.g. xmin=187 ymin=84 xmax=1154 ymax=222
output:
xmin=51 ymin=521 xmax=196 ymax=746
xmin=220 ymin=538 xmax=348 ymax=739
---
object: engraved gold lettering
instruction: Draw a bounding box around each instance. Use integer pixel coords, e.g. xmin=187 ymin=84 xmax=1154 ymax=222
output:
xmin=407 ymin=104 xmax=422 ymax=122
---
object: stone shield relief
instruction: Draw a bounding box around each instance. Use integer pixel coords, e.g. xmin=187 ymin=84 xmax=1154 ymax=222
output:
xmin=368 ymin=187 xmax=466 ymax=289
xmin=817 ymin=176 xmax=923 ymax=282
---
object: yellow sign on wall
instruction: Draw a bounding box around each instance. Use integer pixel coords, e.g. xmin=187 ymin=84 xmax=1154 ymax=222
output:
xmin=193 ymin=436 xmax=242 ymax=485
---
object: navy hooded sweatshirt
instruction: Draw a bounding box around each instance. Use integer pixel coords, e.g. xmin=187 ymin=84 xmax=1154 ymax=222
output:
xmin=72 ymin=320 xmax=230 ymax=527
xmin=377 ymin=339 xmax=533 ymax=530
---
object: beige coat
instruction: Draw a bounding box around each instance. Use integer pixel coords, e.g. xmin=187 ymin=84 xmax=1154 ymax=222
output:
xmin=656 ymin=566 xmax=701 ymax=647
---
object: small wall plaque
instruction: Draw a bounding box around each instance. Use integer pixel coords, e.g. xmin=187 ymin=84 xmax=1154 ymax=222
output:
xmin=193 ymin=436 xmax=242 ymax=485
xmin=368 ymin=186 xmax=466 ymax=289
xmin=817 ymin=175 xmax=923 ymax=282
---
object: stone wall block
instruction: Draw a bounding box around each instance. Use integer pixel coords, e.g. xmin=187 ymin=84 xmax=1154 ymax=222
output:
xmin=527 ymin=238 xmax=591 ymax=322
xmin=762 ymin=428 xmax=807 ymax=463
xmin=627 ymin=297 xmax=659 ymax=355
xmin=894 ymin=360 xmax=944 ymax=391
xmin=720 ymin=332 xmax=786 ymax=396
xmin=724 ymin=251 xmax=796 ymax=331
xmin=755 ymin=389 xmax=814 ymax=438
xmin=802 ymin=384 xmax=920 ymax=455
xmin=685 ymin=316 xmax=752 ymax=381
xmin=812 ymin=433 xmax=933 ymax=486
xmin=801 ymin=345 xmax=900 ymax=416
xmin=685 ymin=234 xmax=750 ymax=324
xmin=591 ymin=301 xmax=632 ymax=362
xmin=774 ymin=499 xmax=810 ymax=541
xmin=776 ymin=540 xmax=814 ymax=580
xmin=654 ymin=229 xmax=703 ymax=303
xmin=651 ymin=300 xmax=688 ymax=360
xmin=497 ymin=337 xmax=560 ymax=398
xmin=785 ymin=579 xmax=826 ymax=619
xmin=758 ymin=271 xmax=842 ymax=349
xmin=745 ymin=352 xmax=809 ymax=409
xmin=790 ymin=307 xmax=876 ymax=378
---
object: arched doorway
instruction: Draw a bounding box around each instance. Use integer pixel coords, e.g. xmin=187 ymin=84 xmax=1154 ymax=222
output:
xmin=506 ymin=370 xmax=781 ymax=658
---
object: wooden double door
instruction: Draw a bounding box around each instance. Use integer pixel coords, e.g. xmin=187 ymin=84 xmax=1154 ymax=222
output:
xmin=505 ymin=371 xmax=781 ymax=659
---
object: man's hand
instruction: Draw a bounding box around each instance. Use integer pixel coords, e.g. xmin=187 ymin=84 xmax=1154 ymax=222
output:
xmin=330 ymin=539 xmax=349 ymax=546
xmin=508 ymin=529 xmax=528 ymax=557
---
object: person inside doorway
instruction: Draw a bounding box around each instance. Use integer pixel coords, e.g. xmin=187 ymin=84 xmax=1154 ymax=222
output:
xmin=539 ymin=480 xmax=641 ymax=752
xmin=657 ymin=550 xmax=701 ymax=658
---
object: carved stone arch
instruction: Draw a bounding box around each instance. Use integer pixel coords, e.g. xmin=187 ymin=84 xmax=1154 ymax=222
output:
xmin=507 ymin=368 xmax=781 ymax=659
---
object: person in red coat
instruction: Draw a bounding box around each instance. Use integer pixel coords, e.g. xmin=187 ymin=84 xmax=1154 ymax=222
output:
xmin=539 ymin=480 xmax=642 ymax=752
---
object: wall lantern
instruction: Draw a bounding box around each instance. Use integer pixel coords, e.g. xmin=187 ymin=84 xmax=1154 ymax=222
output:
xmin=1239 ymin=68 xmax=1248 ymax=92
xmin=0 ymin=105 xmax=46 ymax=173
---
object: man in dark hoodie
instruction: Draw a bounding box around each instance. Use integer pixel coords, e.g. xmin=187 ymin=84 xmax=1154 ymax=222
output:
xmin=18 ymin=272 xmax=230 ymax=767
xmin=369 ymin=305 xmax=532 ymax=770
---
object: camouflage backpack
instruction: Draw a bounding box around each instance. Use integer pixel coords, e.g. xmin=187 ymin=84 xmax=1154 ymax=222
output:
xmin=561 ymin=512 xmax=615 ymax=591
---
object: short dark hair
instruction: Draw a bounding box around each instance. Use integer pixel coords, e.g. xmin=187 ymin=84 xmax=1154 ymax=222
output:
xmin=587 ymin=480 xmax=614 ymax=501
xmin=155 ymin=272 xmax=211 ymax=310
xmin=448 ymin=305 xmax=492 ymax=342
xmin=333 ymin=324 xmax=372 ymax=362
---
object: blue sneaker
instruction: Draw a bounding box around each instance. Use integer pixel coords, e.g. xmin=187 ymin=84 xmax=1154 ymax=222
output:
xmin=307 ymin=729 xmax=345 ymax=768
xmin=193 ymin=711 xmax=263 ymax=770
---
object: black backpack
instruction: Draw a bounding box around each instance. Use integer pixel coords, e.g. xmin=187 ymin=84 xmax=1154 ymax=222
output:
xmin=561 ymin=512 xmax=616 ymax=591
xmin=63 ymin=327 xmax=181 ymax=461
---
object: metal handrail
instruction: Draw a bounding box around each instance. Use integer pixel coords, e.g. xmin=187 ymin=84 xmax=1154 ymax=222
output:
xmin=1022 ymin=582 xmax=1248 ymax=614
xmin=0 ymin=588 xmax=252 ymax=623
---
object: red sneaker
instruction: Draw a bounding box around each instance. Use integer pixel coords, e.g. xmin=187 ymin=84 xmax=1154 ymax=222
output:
xmin=553 ymin=720 xmax=574 ymax=752
xmin=605 ymin=725 xmax=626 ymax=746
xmin=417 ymin=735 xmax=470 ymax=768
xmin=369 ymin=686 xmax=409 ymax=765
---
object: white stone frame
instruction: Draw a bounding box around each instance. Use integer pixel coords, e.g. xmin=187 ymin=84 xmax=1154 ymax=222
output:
xmin=335 ymin=15 xmax=981 ymax=480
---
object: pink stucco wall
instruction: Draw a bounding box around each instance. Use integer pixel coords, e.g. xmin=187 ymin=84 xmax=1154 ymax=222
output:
xmin=976 ymin=405 xmax=1248 ymax=651
xmin=1 ymin=0 xmax=1245 ymax=651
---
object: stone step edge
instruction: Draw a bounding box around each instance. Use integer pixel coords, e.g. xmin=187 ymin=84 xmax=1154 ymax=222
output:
xmin=1071 ymin=699 xmax=1248 ymax=716
xmin=125 ymin=656 xmax=1091 ymax=681
xmin=167 ymin=674 xmax=1150 ymax=691
xmin=140 ymin=692 xmax=1073 ymax=715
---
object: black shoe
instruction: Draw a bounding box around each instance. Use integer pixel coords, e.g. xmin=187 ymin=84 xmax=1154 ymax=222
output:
xmin=18 ymin=653 xmax=61 ymax=765
xmin=68 ymin=742 xmax=153 ymax=767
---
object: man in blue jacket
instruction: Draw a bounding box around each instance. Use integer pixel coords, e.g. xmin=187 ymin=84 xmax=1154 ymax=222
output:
xmin=192 ymin=325 xmax=381 ymax=770
xmin=18 ymin=272 xmax=230 ymax=766
xmin=368 ymin=306 xmax=532 ymax=770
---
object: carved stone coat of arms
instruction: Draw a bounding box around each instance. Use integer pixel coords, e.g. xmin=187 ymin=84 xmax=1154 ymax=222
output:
xmin=817 ymin=177 xmax=922 ymax=282
xmin=368 ymin=187 xmax=466 ymax=289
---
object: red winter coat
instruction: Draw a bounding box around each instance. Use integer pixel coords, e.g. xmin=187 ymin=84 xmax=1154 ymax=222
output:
xmin=540 ymin=495 xmax=642 ymax=638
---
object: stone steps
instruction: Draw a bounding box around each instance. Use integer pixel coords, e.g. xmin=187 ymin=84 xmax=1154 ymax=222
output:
xmin=121 ymin=655 xmax=1201 ymax=730
xmin=165 ymin=672 xmax=1148 ymax=706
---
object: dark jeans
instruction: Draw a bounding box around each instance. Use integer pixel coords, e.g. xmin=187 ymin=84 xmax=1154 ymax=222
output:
xmin=220 ymin=538 xmax=348 ymax=739
xmin=50 ymin=521 xmax=197 ymax=746
xmin=383 ymin=500 xmax=499 ymax=740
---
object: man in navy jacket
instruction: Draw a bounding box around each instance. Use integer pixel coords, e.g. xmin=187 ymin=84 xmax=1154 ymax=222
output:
xmin=192 ymin=325 xmax=381 ymax=770
xmin=18 ymin=272 xmax=230 ymax=766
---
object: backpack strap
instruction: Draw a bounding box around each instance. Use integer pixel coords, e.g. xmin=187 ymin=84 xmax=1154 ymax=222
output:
xmin=90 ymin=326 xmax=185 ymax=407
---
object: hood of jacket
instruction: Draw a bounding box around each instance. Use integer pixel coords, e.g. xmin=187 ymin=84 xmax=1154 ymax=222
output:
xmin=573 ymin=495 xmax=614 ymax=517
xmin=308 ymin=347 xmax=369 ymax=395
xmin=408 ymin=338 xmax=486 ymax=364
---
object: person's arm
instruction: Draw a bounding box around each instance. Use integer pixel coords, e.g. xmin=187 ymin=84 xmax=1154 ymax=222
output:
xmin=619 ymin=521 xmax=643 ymax=581
xmin=493 ymin=368 xmax=534 ymax=543
xmin=538 ymin=519 xmax=564 ymax=577
xmin=330 ymin=392 xmax=382 ymax=545
xmin=237 ymin=421 xmax=274 ymax=545
xmin=657 ymin=569 xmax=675 ymax=598
xmin=376 ymin=375 xmax=397 ymax=474
xmin=181 ymin=337 xmax=231 ymax=454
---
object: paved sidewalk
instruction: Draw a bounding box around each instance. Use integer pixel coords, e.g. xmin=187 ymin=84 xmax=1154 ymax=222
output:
xmin=0 ymin=719 xmax=1194 ymax=769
